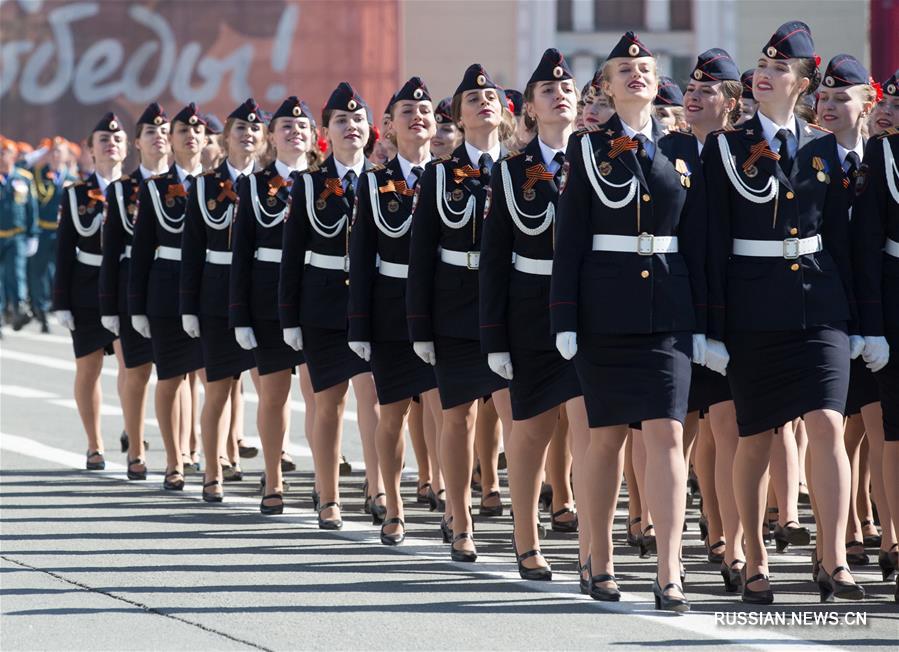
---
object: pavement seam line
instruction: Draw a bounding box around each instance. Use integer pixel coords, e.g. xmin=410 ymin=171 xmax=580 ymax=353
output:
xmin=0 ymin=555 xmax=272 ymax=652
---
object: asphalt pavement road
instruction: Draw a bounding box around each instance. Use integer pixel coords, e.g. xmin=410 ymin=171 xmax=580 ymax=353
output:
xmin=1 ymin=323 xmax=897 ymax=651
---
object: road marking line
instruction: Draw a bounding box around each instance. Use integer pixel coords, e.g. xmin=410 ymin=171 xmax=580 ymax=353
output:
xmin=0 ymin=429 xmax=847 ymax=650
xmin=0 ymin=385 xmax=59 ymax=399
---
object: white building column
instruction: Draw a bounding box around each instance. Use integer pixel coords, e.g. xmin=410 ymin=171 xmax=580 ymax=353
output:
xmin=572 ymin=0 xmax=594 ymax=32
xmin=572 ymin=54 xmax=596 ymax=88
xmin=517 ymin=0 xmax=558 ymax=88
xmin=646 ymin=0 xmax=671 ymax=31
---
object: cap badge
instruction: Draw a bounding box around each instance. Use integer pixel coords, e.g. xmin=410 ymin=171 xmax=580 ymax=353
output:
xmin=188 ymin=115 xmax=198 ymax=125
xmin=888 ymin=84 xmax=897 ymax=95
xmin=108 ymin=120 xmax=118 ymax=131
xmin=292 ymin=105 xmax=302 ymax=117
xmin=248 ymin=112 xmax=257 ymax=123
xmin=413 ymin=88 xmax=424 ymax=100
xmin=628 ymin=43 xmax=640 ymax=57
xmin=824 ymin=76 xmax=834 ymax=87
xmin=435 ymin=114 xmax=444 ymax=123
xmin=693 ymin=69 xmax=703 ymax=80
xmin=347 ymin=99 xmax=357 ymax=111
xmin=153 ymin=116 xmax=163 ymax=126
xmin=476 ymin=74 xmax=487 ymax=87
xmin=766 ymin=46 xmax=778 ymax=58
xmin=553 ymin=66 xmax=564 ymax=79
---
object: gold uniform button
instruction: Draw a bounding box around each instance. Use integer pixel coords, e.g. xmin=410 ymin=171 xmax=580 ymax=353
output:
xmin=790 ymin=227 xmax=798 ymax=235
xmin=785 ymin=191 xmax=795 ymax=199
xmin=642 ymin=193 xmax=651 ymax=202
xmin=640 ymin=270 xmax=650 ymax=279
xmin=790 ymin=263 xmax=800 ymax=272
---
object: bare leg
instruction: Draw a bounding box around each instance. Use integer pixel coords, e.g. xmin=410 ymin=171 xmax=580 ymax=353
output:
xmin=566 ymin=398 xmax=591 ymax=571
xmin=422 ymin=389 xmax=446 ymax=515
xmin=376 ymin=398 xmax=411 ymax=536
xmin=735 ymin=430 xmax=773 ymax=591
xmin=546 ymin=408 xmax=575 ymax=525
xmin=587 ymin=425 xmax=628 ymax=588
xmin=351 ymin=373 xmax=383 ymax=506
xmin=632 ymin=427 xmax=653 ymax=544
xmin=298 ymin=365 xmax=316 ymax=490
xmin=443 ymin=400 xmax=478 ymax=553
xmin=200 ymin=371 xmax=232 ymax=496
xmin=843 ymin=415 xmax=866 ymax=554
xmin=709 ymin=401 xmax=745 ymax=568
xmin=74 ymin=350 xmax=105 ymax=453
xmin=256 ymin=369 xmax=292 ymax=505
xmin=408 ymin=398 xmax=432 ymax=497
xmin=312 ymin=380 xmax=349 ymax=521
xmin=122 ymin=361 xmax=152 ymax=469
xmin=156 ymin=376 xmax=185 ymax=474
xmin=624 ymin=432 xmax=643 ymax=544
xmin=694 ymin=415 xmax=724 ymax=551
xmin=862 ymin=402 xmax=898 ymax=555
xmin=475 ymin=395 xmax=501 ymax=507
xmin=769 ymin=420 xmax=800 ymax=528
xmin=227 ymin=379 xmax=242 ymax=465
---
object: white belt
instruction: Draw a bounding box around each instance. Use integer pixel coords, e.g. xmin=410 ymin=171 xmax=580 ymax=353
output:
xmin=119 ymin=245 xmax=132 ymax=261
xmin=512 ymin=253 xmax=553 ymax=275
xmin=379 ymin=260 xmax=408 ymax=278
xmin=75 ymin=249 xmax=102 ymax=267
xmin=308 ymin=251 xmax=349 ymax=272
xmin=254 ymin=247 xmax=282 ymax=263
xmin=591 ymin=233 xmax=679 ymax=255
xmin=155 ymin=246 xmax=181 ymax=261
xmin=886 ymin=238 xmax=899 ymax=258
xmin=440 ymin=247 xmax=480 ymax=270
xmin=206 ymin=249 xmax=232 ymax=265
xmin=732 ymin=234 xmax=822 ymax=260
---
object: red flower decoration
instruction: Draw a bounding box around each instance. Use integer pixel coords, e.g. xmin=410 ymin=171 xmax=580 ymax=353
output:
xmin=372 ymin=126 xmax=380 ymax=142
xmin=507 ymin=98 xmax=515 ymax=113
xmin=871 ymin=79 xmax=884 ymax=103
xmin=317 ymin=137 xmax=328 ymax=154
xmin=814 ymin=54 xmax=821 ymax=67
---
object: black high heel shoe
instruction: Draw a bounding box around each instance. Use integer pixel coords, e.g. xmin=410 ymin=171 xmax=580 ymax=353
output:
xmin=860 ymin=519 xmax=881 ymax=548
xmin=763 ymin=507 xmax=778 ymax=542
xmin=417 ymin=483 xmax=432 ymax=505
xmin=698 ymin=513 xmax=708 ymax=542
xmin=369 ymin=493 xmax=387 ymax=525
xmin=551 ymin=507 xmax=578 ymax=533
xmin=311 ymin=488 xmax=320 ymax=511
xmin=119 ymin=430 xmax=129 ymax=453
xmin=538 ymin=483 xmax=553 ymax=512
xmin=202 ymin=480 xmax=223 ymax=503
xmin=811 ymin=549 xmax=822 ymax=582
xmin=579 ymin=557 xmax=591 ymax=595
xmin=440 ymin=516 xmax=453 ymax=543
xmin=720 ymin=560 xmax=743 ymax=593
xmin=741 ymin=569 xmax=774 ymax=605
xmin=380 ymin=518 xmax=405 ymax=546
xmin=652 ymin=578 xmax=689 ymax=613
xmin=162 ymin=470 xmax=184 ymax=491
xmin=589 ymin=573 xmax=621 ymax=602
xmin=451 ymin=532 xmax=477 ymax=562
xmin=86 ymin=450 xmax=106 ymax=471
xmin=845 ymin=540 xmax=869 ymax=566
xmin=706 ymin=539 xmax=726 ymax=564
xmin=479 ymin=490 xmax=504 ymax=517
xmin=259 ymin=472 xmax=290 ymax=493
xmin=772 ymin=520 xmax=811 ymax=552
xmin=260 ymin=492 xmax=284 ymax=515
xmin=639 ymin=525 xmax=656 ymax=558
xmin=626 ymin=517 xmax=642 ymax=548
xmin=878 ymin=545 xmax=898 ymax=580
xmin=427 ymin=487 xmax=446 ymax=512
xmin=126 ymin=458 xmax=147 ymax=481
xmin=512 ymin=535 xmax=552 ymax=581
xmin=817 ymin=566 xmax=865 ymax=602
xmin=280 ymin=451 xmax=296 ymax=472
xmin=317 ymin=501 xmax=343 ymax=530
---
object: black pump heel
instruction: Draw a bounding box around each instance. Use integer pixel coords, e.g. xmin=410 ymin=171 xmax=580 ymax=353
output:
xmin=652 ymin=578 xmax=689 ymax=612
xmin=260 ymin=492 xmax=284 ymax=515
xmin=126 ymin=458 xmax=147 ymax=481
xmin=369 ymin=493 xmax=387 ymax=524
xmin=163 ymin=470 xmax=184 ymax=491
xmin=817 ymin=566 xmax=865 ymax=602
xmin=590 ymin=573 xmax=621 ymax=602
xmin=440 ymin=516 xmax=453 ymax=543
xmin=479 ymin=490 xmax=504 ymax=517
xmin=417 ymin=482 xmax=432 ymax=505
xmin=512 ymin=535 xmax=552 ymax=581
xmin=877 ymin=544 xmax=898 ymax=581
xmin=202 ymin=480 xmax=223 ymax=503
xmin=317 ymin=501 xmax=343 ymax=530
xmin=380 ymin=518 xmax=405 ymax=546
xmin=741 ymin=569 xmax=774 ymax=605
xmin=451 ymin=532 xmax=477 ymax=562
xmin=579 ymin=557 xmax=591 ymax=595
xmin=639 ymin=524 xmax=656 ymax=558
xmin=772 ymin=520 xmax=811 ymax=553
xmin=720 ymin=560 xmax=744 ymax=593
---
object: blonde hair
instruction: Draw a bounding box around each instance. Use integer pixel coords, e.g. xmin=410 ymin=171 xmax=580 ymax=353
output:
xmin=451 ymin=92 xmax=515 ymax=143
xmin=522 ymin=81 xmax=581 ymax=133
xmin=600 ymin=57 xmax=658 ymax=109
xmin=222 ymin=117 xmax=267 ymax=162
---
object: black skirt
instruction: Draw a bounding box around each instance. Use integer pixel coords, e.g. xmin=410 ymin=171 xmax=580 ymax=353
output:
xmin=574 ymin=332 xmax=691 ymax=429
xmin=846 ymin=357 xmax=880 ymax=415
xmin=876 ymin=330 xmax=899 ymax=442
xmin=303 ymin=325 xmax=370 ymax=393
xmin=509 ymin=346 xmax=582 ymax=421
xmin=370 ymin=340 xmax=437 ymax=405
xmin=148 ymin=317 xmax=204 ymax=380
xmin=119 ymin=315 xmax=153 ymax=368
xmin=433 ymin=336 xmax=507 ymax=410
xmin=70 ymin=309 xmax=115 ymax=359
xmin=727 ymin=324 xmax=849 ymax=437
xmin=200 ymin=316 xmax=256 ymax=382
xmin=687 ymin=363 xmax=732 ymax=413
xmin=252 ymin=318 xmax=304 ymax=376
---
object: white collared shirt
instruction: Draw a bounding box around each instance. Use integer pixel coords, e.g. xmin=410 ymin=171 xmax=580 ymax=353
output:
xmin=95 ymin=173 xmax=112 ymax=195
xmin=139 ymin=164 xmax=166 ymax=182
xmin=396 ymin=153 xmax=430 ymax=188
xmin=226 ymin=160 xmax=255 ymax=183
xmin=464 ymin=140 xmax=502 ymax=169
xmin=620 ymin=119 xmax=656 ymax=159
xmin=695 ymin=136 xmax=704 ymax=156
xmin=274 ymin=159 xmax=306 ymax=180
xmin=334 ymin=158 xmax=364 ymax=191
xmin=837 ymin=138 xmax=864 ymax=172
xmin=537 ymin=138 xmax=565 ymax=173
xmin=175 ymin=163 xmax=203 ymax=187
xmin=757 ymin=111 xmax=797 ymax=157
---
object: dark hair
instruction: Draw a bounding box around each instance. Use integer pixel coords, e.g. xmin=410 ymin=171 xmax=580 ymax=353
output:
xmin=521 ymin=80 xmax=581 ymax=133
xmin=720 ymin=79 xmax=743 ymax=127
xmin=795 ymin=57 xmax=821 ymax=99
xmin=450 ymin=91 xmax=515 ymax=142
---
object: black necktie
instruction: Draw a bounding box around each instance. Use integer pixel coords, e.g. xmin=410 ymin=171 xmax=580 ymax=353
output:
xmin=184 ymin=174 xmax=195 ymax=191
xmin=775 ymin=129 xmax=793 ymax=176
xmin=410 ymin=166 xmax=423 ymax=188
xmin=845 ymin=151 xmax=860 ymax=181
xmin=633 ymin=134 xmax=652 ymax=178
xmin=478 ymin=153 xmax=494 ymax=184
xmin=343 ymin=169 xmax=357 ymax=205
xmin=552 ymin=152 xmax=566 ymax=184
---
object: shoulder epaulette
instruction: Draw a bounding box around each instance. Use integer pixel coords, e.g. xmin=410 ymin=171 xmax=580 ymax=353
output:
xmin=72 ymin=180 xmax=86 ymax=188
xmin=369 ymin=164 xmax=385 ymax=172
xmin=502 ymin=150 xmax=522 ymax=161
xmin=17 ymin=168 xmax=33 ymax=179
xmin=878 ymin=127 xmax=899 ymax=138
xmin=806 ymin=123 xmax=831 ymax=133
xmin=149 ymin=173 xmax=166 ymax=181
xmin=306 ymin=164 xmax=320 ymax=174
xmin=119 ymin=175 xmax=131 ymax=182
xmin=575 ymin=125 xmax=603 ymax=136
xmin=428 ymin=156 xmax=451 ymax=167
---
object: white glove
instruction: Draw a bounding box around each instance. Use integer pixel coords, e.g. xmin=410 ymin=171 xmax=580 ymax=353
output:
xmin=487 ymin=352 xmax=514 ymax=380
xmin=282 ymin=327 xmax=303 ymax=351
xmin=182 ymin=314 xmax=201 ymax=339
xmin=101 ymin=315 xmax=119 ymax=336
xmin=235 ymin=327 xmax=258 ymax=350
xmin=555 ymin=331 xmax=577 ymax=360
xmin=692 ymin=333 xmax=708 ymax=366
xmin=348 ymin=341 xmax=371 ymax=362
xmin=413 ymin=341 xmax=436 ymax=366
xmin=862 ymin=336 xmax=890 ymax=373
xmin=131 ymin=315 xmax=151 ymax=338
xmin=705 ymin=338 xmax=730 ymax=376
xmin=849 ymin=335 xmax=865 ymax=360
xmin=55 ymin=310 xmax=75 ymax=331
xmin=25 ymin=237 xmax=39 ymax=257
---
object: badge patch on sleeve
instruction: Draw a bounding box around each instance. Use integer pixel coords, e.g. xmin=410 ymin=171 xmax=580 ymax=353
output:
xmin=483 ymin=186 xmax=492 ymax=219
xmin=854 ymin=163 xmax=869 ymax=195
xmin=559 ymin=161 xmax=570 ymax=194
